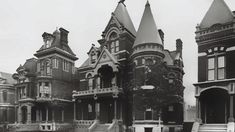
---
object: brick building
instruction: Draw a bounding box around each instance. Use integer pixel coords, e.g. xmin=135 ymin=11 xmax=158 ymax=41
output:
xmin=0 ymin=72 xmax=15 ymax=132
xmin=192 ymin=0 xmax=235 ymax=131
xmin=72 ymin=1 xmax=184 ymax=132
xmin=8 ymin=28 xmax=78 ymax=132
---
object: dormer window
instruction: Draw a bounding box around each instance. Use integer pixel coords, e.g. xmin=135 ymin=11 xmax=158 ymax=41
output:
xmin=91 ymin=51 xmax=97 ymax=64
xmin=45 ymin=40 xmax=51 ymax=48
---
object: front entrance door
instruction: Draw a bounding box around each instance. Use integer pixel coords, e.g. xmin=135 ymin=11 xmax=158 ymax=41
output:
xmin=205 ymin=98 xmax=226 ymax=123
xmin=200 ymin=88 xmax=228 ymax=124
xmin=99 ymin=100 xmax=114 ymax=124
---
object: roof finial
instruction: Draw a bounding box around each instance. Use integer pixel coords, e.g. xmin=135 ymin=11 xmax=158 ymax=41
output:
xmin=119 ymin=0 xmax=125 ymax=3
xmin=146 ymin=0 xmax=150 ymax=6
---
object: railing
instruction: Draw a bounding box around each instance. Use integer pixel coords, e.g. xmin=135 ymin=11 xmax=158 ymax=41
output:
xmin=133 ymin=120 xmax=163 ymax=124
xmin=8 ymin=122 xmax=72 ymax=132
xmin=72 ymin=86 xmax=123 ymax=97
xmin=8 ymin=123 xmax=40 ymax=132
xmin=74 ymin=120 xmax=95 ymax=131
xmin=39 ymin=122 xmax=72 ymax=131
xmin=74 ymin=120 xmax=94 ymax=126
xmin=37 ymin=72 xmax=52 ymax=78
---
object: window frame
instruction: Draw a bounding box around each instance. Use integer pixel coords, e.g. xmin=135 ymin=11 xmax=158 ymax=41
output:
xmin=207 ymin=55 xmax=225 ymax=81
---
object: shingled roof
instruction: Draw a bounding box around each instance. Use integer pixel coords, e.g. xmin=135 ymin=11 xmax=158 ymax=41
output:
xmin=0 ymin=72 xmax=15 ymax=84
xmin=133 ymin=1 xmax=162 ymax=48
xmin=113 ymin=1 xmax=136 ymax=36
xmin=200 ymin=0 xmax=234 ymax=28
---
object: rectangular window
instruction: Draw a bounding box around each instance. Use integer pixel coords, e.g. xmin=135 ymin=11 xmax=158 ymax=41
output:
xmin=111 ymin=42 xmax=115 ymax=53
xmin=63 ymin=60 xmax=69 ymax=72
xmin=142 ymin=58 xmax=145 ymax=65
xmin=3 ymin=90 xmax=7 ymax=102
xmin=39 ymin=82 xmax=51 ymax=98
xmin=72 ymin=65 xmax=75 ymax=74
xmin=88 ymin=78 xmax=93 ymax=90
xmin=88 ymin=104 xmax=92 ymax=113
xmin=37 ymin=62 xmax=40 ymax=72
xmin=3 ymin=109 xmax=7 ymax=122
xmin=53 ymin=58 xmax=59 ymax=69
xmin=208 ymin=57 xmax=215 ymax=80
xmin=218 ymin=56 xmax=225 ymax=80
xmin=168 ymin=105 xmax=174 ymax=111
xmin=145 ymin=109 xmax=152 ymax=120
xmin=115 ymin=41 xmax=119 ymax=52
xmin=20 ymin=87 xmax=26 ymax=99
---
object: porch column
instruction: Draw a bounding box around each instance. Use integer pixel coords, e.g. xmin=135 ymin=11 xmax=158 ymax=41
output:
xmin=97 ymin=76 xmax=100 ymax=89
xmin=52 ymin=109 xmax=55 ymax=122
xmin=27 ymin=105 xmax=32 ymax=123
xmin=37 ymin=83 xmax=39 ymax=97
xmin=114 ymin=99 xmax=117 ymax=120
xmin=113 ymin=92 xmax=118 ymax=120
xmin=120 ymin=102 xmax=122 ymax=120
xmin=196 ymin=97 xmax=201 ymax=122
xmin=39 ymin=110 xmax=42 ymax=121
xmin=112 ymin=73 xmax=117 ymax=87
xmin=18 ymin=106 xmax=22 ymax=123
xmin=46 ymin=107 xmax=48 ymax=122
xmin=61 ymin=109 xmax=64 ymax=122
xmin=36 ymin=110 xmax=40 ymax=122
xmin=95 ymin=99 xmax=99 ymax=120
xmin=73 ymin=101 xmax=76 ymax=121
xmin=228 ymin=95 xmax=234 ymax=122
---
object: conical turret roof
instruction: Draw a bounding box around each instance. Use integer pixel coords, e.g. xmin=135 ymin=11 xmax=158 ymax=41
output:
xmin=113 ymin=1 xmax=136 ymax=36
xmin=200 ymin=0 xmax=234 ymax=28
xmin=133 ymin=1 xmax=162 ymax=48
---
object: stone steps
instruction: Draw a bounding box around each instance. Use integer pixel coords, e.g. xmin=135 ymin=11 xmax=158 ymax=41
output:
xmin=93 ymin=124 xmax=109 ymax=132
xmin=198 ymin=124 xmax=227 ymax=132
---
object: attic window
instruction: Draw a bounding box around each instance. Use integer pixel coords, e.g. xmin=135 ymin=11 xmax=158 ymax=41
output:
xmin=91 ymin=51 xmax=96 ymax=64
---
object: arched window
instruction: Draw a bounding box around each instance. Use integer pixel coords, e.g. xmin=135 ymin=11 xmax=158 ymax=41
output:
xmin=109 ymin=32 xmax=119 ymax=53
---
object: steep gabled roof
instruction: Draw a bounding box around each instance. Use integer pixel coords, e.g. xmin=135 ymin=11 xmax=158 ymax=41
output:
xmin=112 ymin=1 xmax=136 ymax=36
xmin=163 ymin=50 xmax=183 ymax=66
xmin=200 ymin=0 xmax=234 ymax=28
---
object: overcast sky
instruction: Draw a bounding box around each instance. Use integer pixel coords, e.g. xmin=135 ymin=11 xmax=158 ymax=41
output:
xmin=0 ymin=0 xmax=235 ymax=105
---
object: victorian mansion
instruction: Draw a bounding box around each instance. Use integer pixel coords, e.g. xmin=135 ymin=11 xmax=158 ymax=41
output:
xmin=8 ymin=1 xmax=184 ymax=132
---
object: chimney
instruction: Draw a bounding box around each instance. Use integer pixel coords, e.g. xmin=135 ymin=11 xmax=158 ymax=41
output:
xmin=176 ymin=39 xmax=183 ymax=57
xmin=59 ymin=28 xmax=69 ymax=45
xmin=158 ymin=29 xmax=164 ymax=46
